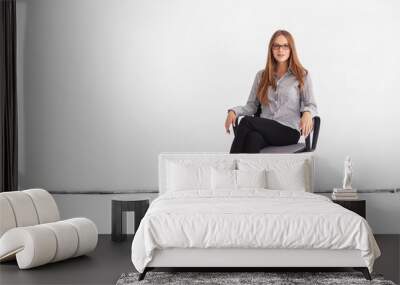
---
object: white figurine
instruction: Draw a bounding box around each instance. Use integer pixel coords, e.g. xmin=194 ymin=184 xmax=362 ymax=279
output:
xmin=342 ymin=156 xmax=353 ymax=190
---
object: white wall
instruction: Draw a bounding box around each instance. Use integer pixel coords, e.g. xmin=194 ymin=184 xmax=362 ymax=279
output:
xmin=17 ymin=0 xmax=400 ymax=192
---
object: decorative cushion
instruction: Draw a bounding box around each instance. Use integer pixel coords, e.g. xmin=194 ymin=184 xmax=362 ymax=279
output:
xmin=211 ymin=168 xmax=236 ymax=190
xmin=210 ymin=168 xmax=268 ymax=190
xmin=266 ymin=162 xmax=308 ymax=191
xmin=166 ymin=159 xmax=235 ymax=192
xmin=158 ymin=153 xmax=314 ymax=194
xmin=237 ymin=158 xmax=312 ymax=192
xmin=236 ymin=169 xmax=268 ymax=189
xmin=167 ymin=162 xmax=211 ymax=191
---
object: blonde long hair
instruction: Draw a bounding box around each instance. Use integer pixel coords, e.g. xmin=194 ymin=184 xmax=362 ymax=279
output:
xmin=257 ymin=30 xmax=308 ymax=105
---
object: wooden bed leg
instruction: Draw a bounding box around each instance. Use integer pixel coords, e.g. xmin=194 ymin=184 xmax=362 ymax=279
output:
xmin=138 ymin=268 xmax=148 ymax=281
xmin=361 ymin=267 xmax=372 ymax=280
xmin=354 ymin=267 xmax=371 ymax=280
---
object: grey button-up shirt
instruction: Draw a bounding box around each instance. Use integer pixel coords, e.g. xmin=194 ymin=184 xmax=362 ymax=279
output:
xmin=228 ymin=68 xmax=318 ymax=132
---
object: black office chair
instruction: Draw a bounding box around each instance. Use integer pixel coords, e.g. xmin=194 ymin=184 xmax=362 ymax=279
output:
xmin=232 ymin=105 xmax=320 ymax=153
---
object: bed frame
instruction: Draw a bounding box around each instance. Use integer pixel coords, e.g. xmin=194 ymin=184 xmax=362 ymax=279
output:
xmin=137 ymin=153 xmax=372 ymax=281
xmin=139 ymin=248 xmax=371 ymax=280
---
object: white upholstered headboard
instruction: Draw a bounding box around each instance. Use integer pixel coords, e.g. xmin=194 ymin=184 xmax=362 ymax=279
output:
xmin=158 ymin=152 xmax=315 ymax=194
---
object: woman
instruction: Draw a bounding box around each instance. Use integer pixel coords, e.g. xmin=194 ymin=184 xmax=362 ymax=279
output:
xmin=225 ymin=30 xmax=318 ymax=153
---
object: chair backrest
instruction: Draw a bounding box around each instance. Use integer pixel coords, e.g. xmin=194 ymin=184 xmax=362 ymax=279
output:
xmin=0 ymin=189 xmax=60 ymax=237
xmin=254 ymin=104 xmax=262 ymax=117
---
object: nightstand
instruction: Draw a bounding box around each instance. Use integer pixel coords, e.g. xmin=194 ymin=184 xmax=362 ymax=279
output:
xmin=332 ymin=199 xmax=366 ymax=219
xmin=111 ymin=197 xmax=150 ymax=242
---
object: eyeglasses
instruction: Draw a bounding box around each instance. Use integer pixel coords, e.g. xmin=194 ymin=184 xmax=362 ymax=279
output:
xmin=272 ymin=44 xmax=290 ymax=51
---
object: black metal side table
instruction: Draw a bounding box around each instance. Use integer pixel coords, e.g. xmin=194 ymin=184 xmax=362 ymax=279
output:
xmin=332 ymin=199 xmax=366 ymax=219
xmin=111 ymin=197 xmax=150 ymax=242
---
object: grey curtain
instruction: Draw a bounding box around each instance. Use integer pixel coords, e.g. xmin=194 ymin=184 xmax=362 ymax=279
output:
xmin=0 ymin=0 xmax=18 ymax=192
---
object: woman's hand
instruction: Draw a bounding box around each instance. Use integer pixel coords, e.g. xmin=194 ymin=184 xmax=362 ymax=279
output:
xmin=225 ymin=111 xmax=237 ymax=134
xmin=299 ymin=111 xmax=313 ymax=137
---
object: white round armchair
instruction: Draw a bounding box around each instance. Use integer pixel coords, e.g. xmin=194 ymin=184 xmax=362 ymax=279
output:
xmin=0 ymin=189 xmax=98 ymax=269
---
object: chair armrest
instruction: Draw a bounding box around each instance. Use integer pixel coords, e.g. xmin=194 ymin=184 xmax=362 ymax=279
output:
xmin=311 ymin=116 xmax=321 ymax=151
xmin=305 ymin=116 xmax=321 ymax=151
xmin=232 ymin=115 xmax=245 ymax=137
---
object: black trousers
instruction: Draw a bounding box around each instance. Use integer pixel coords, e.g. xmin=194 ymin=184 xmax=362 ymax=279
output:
xmin=230 ymin=116 xmax=301 ymax=153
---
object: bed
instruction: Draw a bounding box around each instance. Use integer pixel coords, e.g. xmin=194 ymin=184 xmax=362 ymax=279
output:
xmin=131 ymin=152 xmax=381 ymax=281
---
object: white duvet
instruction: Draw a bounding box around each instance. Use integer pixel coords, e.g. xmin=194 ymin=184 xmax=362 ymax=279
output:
xmin=131 ymin=189 xmax=380 ymax=273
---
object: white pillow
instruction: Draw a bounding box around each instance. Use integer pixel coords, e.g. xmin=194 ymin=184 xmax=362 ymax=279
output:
xmin=236 ymin=169 xmax=268 ymax=189
xmin=266 ymin=161 xmax=309 ymax=191
xmin=167 ymin=162 xmax=211 ymax=191
xmin=237 ymin=158 xmax=311 ymax=192
xmin=211 ymin=168 xmax=268 ymax=190
xmin=166 ymin=159 xmax=236 ymax=192
xmin=211 ymin=168 xmax=236 ymax=190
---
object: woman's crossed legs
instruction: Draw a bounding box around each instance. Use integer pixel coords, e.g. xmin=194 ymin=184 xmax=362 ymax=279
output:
xmin=229 ymin=116 xmax=300 ymax=153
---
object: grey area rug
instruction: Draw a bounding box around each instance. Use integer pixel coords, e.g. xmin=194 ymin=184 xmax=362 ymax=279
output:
xmin=116 ymin=271 xmax=396 ymax=285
